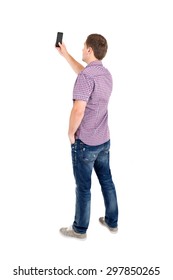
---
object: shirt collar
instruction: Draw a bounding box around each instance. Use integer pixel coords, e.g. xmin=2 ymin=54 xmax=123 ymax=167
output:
xmin=86 ymin=60 xmax=102 ymax=67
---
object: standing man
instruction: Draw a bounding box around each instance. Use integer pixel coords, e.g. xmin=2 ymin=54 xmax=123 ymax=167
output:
xmin=56 ymin=34 xmax=118 ymax=239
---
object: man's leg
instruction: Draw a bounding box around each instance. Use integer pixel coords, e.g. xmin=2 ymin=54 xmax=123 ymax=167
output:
xmin=94 ymin=141 xmax=118 ymax=229
xmin=72 ymin=140 xmax=97 ymax=234
xmin=60 ymin=140 xmax=94 ymax=238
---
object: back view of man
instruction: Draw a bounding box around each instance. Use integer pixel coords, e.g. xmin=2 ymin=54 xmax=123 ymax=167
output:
xmin=56 ymin=34 xmax=118 ymax=239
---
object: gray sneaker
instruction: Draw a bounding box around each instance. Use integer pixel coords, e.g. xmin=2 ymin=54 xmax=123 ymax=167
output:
xmin=99 ymin=217 xmax=118 ymax=233
xmin=59 ymin=226 xmax=87 ymax=239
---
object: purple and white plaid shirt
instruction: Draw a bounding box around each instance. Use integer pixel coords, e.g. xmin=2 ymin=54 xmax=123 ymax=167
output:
xmin=73 ymin=60 xmax=113 ymax=146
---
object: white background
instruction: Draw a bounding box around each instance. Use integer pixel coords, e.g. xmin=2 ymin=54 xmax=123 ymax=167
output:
xmin=0 ymin=0 xmax=173 ymax=279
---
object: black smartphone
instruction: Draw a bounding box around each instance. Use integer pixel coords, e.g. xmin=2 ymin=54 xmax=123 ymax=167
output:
xmin=55 ymin=32 xmax=63 ymax=47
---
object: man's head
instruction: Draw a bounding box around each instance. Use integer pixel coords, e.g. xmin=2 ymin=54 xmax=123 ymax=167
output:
xmin=82 ymin=34 xmax=108 ymax=64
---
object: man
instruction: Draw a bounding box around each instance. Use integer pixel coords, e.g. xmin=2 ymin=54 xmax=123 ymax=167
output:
xmin=56 ymin=34 xmax=118 ymax=239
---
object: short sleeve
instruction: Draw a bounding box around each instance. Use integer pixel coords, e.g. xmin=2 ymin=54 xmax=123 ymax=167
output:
xmin=73 ymin=73 xmax=94 ymax=102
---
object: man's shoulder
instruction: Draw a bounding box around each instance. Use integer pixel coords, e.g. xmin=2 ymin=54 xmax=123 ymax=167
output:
xmin=81 ymin=64 xmax=111 ymax=78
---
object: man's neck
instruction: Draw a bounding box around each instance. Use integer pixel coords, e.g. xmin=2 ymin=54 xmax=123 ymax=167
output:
xmin=86 ymin=58 xmax=99 ymax=65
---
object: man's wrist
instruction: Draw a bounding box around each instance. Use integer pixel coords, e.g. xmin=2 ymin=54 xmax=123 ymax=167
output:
xmin=68 ymin=133 xmax=75 ymax=144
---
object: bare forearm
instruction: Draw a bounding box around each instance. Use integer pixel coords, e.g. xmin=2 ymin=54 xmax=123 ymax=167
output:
xmin=68 ymin=107 xmax=84 ymax=138
xmin=65 ymin=53 xmax=84 ymax=74
xmin=56 ymin=43 xmax=84 ymax=74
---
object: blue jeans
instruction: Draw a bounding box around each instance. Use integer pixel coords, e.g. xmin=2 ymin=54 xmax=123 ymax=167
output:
xmin=71 ymin=139 xmax=118 ymax=234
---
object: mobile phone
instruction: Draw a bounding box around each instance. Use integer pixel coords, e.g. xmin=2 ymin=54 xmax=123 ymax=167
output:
xmin=55 ymin=32 xmax=63 ymax=47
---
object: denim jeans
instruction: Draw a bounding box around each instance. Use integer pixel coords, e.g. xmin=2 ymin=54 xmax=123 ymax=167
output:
xmin=71 ymin=139 xmax=118 ymax=234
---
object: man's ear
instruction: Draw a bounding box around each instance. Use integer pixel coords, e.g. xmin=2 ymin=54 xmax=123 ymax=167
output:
xmin=87 ymin=47 xmax=92 ymax=53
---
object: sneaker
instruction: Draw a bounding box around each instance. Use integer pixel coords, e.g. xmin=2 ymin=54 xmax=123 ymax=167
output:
xmin=59 ymin=226 xmax=87 ymax=239
xmin=99 ymin=217 xmax=118 ymax=233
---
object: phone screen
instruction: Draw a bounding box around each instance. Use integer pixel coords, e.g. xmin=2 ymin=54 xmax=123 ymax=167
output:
xmin=55 ymin=32 xmax=63 ymax=47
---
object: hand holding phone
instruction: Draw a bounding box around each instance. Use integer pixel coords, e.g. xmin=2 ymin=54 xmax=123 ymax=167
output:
xmin=55 ymin=32 xmax=63 ymax=47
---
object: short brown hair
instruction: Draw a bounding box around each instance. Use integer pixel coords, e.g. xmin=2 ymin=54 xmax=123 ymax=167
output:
xmin=85 ymin=34 xmax=108 ymax=60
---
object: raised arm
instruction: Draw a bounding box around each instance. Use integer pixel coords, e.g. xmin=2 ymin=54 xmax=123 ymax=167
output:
xmin=56 ymin=42 xmax=84 ymax=74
